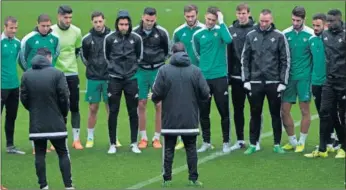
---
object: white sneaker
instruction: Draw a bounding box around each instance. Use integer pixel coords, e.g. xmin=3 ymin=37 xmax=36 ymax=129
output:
xmin=230 ymin=141 xmax=246 ymax=150
xmin=256 ymin=142 xmax=261 ymax=151
xmin=42 ymin=186 xmax=49 ymax=189
xmin=222 ymin=143 xmax=232 ymax=153
xmin=131 ymin=144 xmax=141 ymax=154
xmin=65 ymin=187 xmax=75 ymax=190
xmin=197 ymin=142 xmax=212 ymax=153
xmin=107 ymin=144 xmax=117 ymax=154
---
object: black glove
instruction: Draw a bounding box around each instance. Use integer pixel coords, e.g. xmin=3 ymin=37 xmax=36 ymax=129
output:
xmin=64 ymin=117 xmax=67 ymax=124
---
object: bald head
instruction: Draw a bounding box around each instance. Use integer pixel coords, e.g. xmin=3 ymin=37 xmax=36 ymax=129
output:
xmin=171 ymin=42 xmax=186 ymax=53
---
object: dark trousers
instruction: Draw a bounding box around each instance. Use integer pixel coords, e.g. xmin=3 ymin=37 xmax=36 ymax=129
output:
xmin=33 ymin=138 xmax=72 ymax=189
xmin=66 ymin=75 xmax=80 ymax=129
xmin=108 ymin=78 xmax=139 ymax=144
xmin=200 ymin=77 xmax=230 ymax=143
xmin=318 ymin=80 xmax=346 ymax=152
xmin=312 ymin=85 xmax=339 ymax=144
xmin=163 ymin=135 xmax=198 ymax=181
xmin=230 ymin=78 xmax=247 ymax=141
xmin=1 ymin=88 xmax=19 ymax=147
xmin=247 ymin=83 xmax=282 ymax=145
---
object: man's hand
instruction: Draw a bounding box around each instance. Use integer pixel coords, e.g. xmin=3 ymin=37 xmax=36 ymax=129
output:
xmin=244 ymin=82 xmax=251 ymax=91
xmin=277 ymin=84 xmax=286 ymax=92
xmin=217 ymin=11 xmax=224 ymax=24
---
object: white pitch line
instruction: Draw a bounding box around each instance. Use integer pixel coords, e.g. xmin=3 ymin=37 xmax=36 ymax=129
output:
xmin=126 ymin=114 xmax=319 ymax=189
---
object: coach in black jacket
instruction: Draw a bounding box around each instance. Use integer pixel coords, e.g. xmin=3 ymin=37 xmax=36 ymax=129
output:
xmin=241 ymin=9 xmax=290 ymax=155
xmin=103 ymin=10 xmax=143 ymax=154
xmin=152 ymin=42 xmax=209 ymax=187
xmin=20 ymin=53 xmax=72 ymax=189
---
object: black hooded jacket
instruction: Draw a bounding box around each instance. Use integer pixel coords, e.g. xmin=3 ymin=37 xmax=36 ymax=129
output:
xmin=241 ymin=23 xmax=290 ymax=85
xmin=103 ymin=10 xmax=143 ymax=79
xmin=151 ymin=52 xmax=210 ymax=136
xmin=227 ymin=17 xmax=256 ymax=80
xmin=20 ymin=55 xmax=69 ymax=140
xmin=81 ymin=26 xmax=111 ymax=80
xmin=133 ymin=21 xmax=170 ymax=70
xmin=321 ymin=21 xmax=346 ymax=81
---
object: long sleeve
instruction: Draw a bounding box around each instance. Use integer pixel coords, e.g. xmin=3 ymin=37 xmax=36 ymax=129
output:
xmin=219 ymin=23 xmax=233 ymax=44
xmin=134 ymin=33 xmax=143 ymax=62
xmin=240 ymin=35 xmax=252 ymax=82
xmin=103 ymin=34 xmax=112 ymax=64
xmin=56 ymin=72 xmax=70 ymax=118
xmin=278 ymin=34 xmax=290 ymax=85
xmin=158 ymin=26 xmax=170 ymax=57
xmin=19 ymin=37 xmax=31 ymax=71
xmin=20 ymin=75 xmax=30 ymax=110
xmin=151 ymin=68 xmax=166 ymax=104
xmin=192 ymin=33 xmax=200 ymax=61
xmin=81 ymin=36 xmax=90 ymax=66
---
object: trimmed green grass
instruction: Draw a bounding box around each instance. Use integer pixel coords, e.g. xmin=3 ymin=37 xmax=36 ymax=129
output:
xmin=1 ymin=1 xmax=345 ymax=189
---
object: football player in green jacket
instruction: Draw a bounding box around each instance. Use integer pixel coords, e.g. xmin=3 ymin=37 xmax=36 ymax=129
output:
xmin=1 ymin=16 xmax=25 ymax=155
xmin=20 ymin=14 xmax=59 ymax=70
xmin=192 ymin=7 xmax=233 ymax=153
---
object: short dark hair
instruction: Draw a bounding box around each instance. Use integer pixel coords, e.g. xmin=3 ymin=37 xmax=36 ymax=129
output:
xmin=171 ymin=42 xmax=186 ymax=53
xmin=312 ymin=13 xmax=327 ymax=22
xmin=37 ymin=14 xmax=51 ymax=23
xmin=260 ymin=9 xmax=272 ymax=15
xmin=91 ymin=11 xmax=104 ymax=20
xmin=184 ymin=4 xmax=198 ymax=14
xmin=4 ymin=16 xmax=17 ymax=26
xmin=36 ymin=48 xmax=52 ymax=57
xmin=327 ymin=9 xmax=342 ymax=17
xmin=58 ymin=5 xmax=73 ymax=15
xmin=292 ymin=6 xmax=306 ymax=19
xmin=143 ymin=7 xmax=156 ymax=16
xmin=206 ymin=6 xmax=220 ymax=17
xmin=236 ymin=3 xmax=250 ymax=13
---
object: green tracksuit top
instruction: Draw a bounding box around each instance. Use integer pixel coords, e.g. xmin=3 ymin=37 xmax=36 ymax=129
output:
xmin=172 ymin=21 xmax=205 ymax=66
xmin=20 ymin=28 xmax=60 ymax=70
xmin=1 ymin=33 xmax=21 ymax=89
xmin=309 ymin=34 xmax=326 ymax=85
xmin=192 ymin=23 xmax=233 ymax=79
xmin=283 ymin=25 xmax=314 ymax=80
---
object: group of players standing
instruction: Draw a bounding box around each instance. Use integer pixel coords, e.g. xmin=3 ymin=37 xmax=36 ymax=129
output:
xmin=1 ymin=3 xmax=345 ymax=158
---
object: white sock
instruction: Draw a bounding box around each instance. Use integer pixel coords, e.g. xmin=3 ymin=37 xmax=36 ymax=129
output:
xmin=289 ymin=135 xmax=298 ymax=146
xmin=152 ymin=132 xmax=160 ymax=141
xmin=140 ymin=130 xmax=147 ymax=141
xmin=87 ymin=128 xmax=94 ymax=140
xmin=73 ymin=128 xmax=80 ymax=141
xmin=31 ymin=141 xmax=35 ymax=148
xmin=298 ymin=133 xmax=307 ymax=145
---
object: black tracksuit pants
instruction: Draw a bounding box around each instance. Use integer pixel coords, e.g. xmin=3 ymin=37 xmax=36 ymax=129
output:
xmin=318 ymin=79 xmax=346 ymax=152
xmin=162 ymin=135 xmax=198 ymax=182
xmin=247 ymin=83 xmax=282 ymax=145
xmin=66 ymin=75 xmax=80 ymax=129
xmin=312 ymin=85 xmax=340 ymax=144
xmin=108 ymin=77 xmax=139 ymax=144
xmin=230 ymin=79 xmax=246 ymax=141
xmin=33 ymin=138 xmax=72 ymax=189
xmin=200 ymin=76 xmax=230 ymax=143
xmin=1 ymin=88 xmax=19 ymax=147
